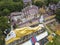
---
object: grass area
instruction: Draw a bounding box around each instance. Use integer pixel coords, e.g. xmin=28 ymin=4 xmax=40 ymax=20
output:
xmin=46 ymin=35 xmax=60 ymax=45
xmin=46 ymin=24 xmax=60 ymax=45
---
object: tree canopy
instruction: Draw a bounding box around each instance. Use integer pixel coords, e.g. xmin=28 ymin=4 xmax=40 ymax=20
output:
xmin=34 ymin=1 xmax=44 ymax=7
xmin=44 ymin=0 xmax=60 ymax=6
xmin=0 ymin=16 xmax=10 ymax=32
xmin=0 ymin=0 xmax=24 ymax=16
xmin=55 ymin=9 xmax=60 ymax=23
xmin=0 ymin=16 xmax=10 ymax=45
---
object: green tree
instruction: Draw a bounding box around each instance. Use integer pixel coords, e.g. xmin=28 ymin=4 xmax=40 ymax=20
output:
xmin=0 ymin=16 xmax=10 ymax=45
xmin=52 ymin=0 xmax=60 ymax=4
xmin=13 ymin=2 xmax=23 ymax=12
xmin=44 ymin=0 xmax=60 ymax=6
xmin=2 ymin=8 xmax=10 ymax=16
xmin=32 ymin=0 xmax=35 ymax=5
xmin=34 ymin=1 xmax=44 ymax=7
xmin=0 ymin=0 xmax=24 ymax=16
xmin=0 ymin=30 xmax=5 ymax=45
xmin=55 ymin=9 xmax=60 ymax=23
xmin=0 ymin=16 xmax=10 ymax=32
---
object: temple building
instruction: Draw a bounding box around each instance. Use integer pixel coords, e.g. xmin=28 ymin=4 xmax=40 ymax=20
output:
xmin=10 ymin=5 xmax=40 ymax=28
xmin=5 ymin=24 xmax=48 ymax=45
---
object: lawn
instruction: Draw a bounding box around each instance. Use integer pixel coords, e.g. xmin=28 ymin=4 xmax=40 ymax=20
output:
xmin=46 ymin=35 xmax=60 ymax=45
